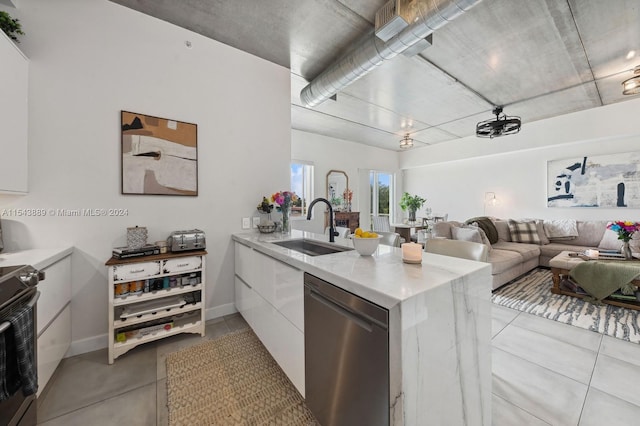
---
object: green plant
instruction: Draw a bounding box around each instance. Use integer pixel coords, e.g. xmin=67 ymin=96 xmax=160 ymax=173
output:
xmin=0 ymin=11 xmax=24 ymax=43
xmin=399 ymin=192 xmax=426 ymax=212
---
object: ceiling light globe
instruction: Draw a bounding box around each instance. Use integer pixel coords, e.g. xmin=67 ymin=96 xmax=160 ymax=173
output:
xmin=622 ymin=66 xmax=640 ymax=95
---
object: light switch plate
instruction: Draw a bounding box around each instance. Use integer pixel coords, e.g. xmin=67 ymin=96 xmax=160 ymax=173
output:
xmin=252 ymin=217 xmax=260 ymax=228
xmin=241 ymin=217 xmax=251 ymax=229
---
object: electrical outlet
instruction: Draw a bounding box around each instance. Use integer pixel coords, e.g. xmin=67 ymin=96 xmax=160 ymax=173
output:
xmin=241 ymin=217 xmax=251 ymax=229
xmin=252 ymin=217 xmax=260 ymax=228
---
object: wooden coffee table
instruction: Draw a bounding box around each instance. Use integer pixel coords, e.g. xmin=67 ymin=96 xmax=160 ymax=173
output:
xmin=549 ymin=251 xmax=640 ymax=311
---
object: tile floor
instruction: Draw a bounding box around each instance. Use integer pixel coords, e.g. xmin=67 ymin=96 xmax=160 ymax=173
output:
xmin=37 ymin=309 xmax=640 ymax=425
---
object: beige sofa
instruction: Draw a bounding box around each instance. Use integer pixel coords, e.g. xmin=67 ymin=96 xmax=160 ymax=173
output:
xmin=432 ymin=219 xmax=634 ymax=290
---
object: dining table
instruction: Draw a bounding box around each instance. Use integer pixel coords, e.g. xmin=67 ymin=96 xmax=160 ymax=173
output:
xmin=391 ymin=222 xmax=427 ymax=242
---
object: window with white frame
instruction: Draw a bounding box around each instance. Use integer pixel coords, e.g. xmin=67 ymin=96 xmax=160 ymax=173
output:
xmin=370 ymin=171 xmax=394 ymax=220
xmin=291 ymin=161 xmax=314 ymax=217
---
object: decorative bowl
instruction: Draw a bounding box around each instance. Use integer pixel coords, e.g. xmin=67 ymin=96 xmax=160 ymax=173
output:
xmin=351 ymin=235 xmax=382 ymax=256
xmin=257 ymin=224 xmax=276 ymax=234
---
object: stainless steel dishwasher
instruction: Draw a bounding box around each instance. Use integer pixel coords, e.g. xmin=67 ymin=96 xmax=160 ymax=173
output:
xmin=304 ymin=273 xmax=389 ymax=426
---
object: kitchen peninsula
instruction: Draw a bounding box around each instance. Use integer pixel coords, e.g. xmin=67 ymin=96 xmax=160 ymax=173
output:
xmin=232 ymin=231 xmax=491 ymax=425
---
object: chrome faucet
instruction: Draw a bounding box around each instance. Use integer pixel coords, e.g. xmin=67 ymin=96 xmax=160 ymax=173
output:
xmin=307 ymin=197 xmax=337 ymax=243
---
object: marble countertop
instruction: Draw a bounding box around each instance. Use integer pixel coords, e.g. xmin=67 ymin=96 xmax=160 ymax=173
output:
xmin=0 ymin=246 xmax=74 ymax=270
xmin=232 ymin=230 xmax=490 ymax=309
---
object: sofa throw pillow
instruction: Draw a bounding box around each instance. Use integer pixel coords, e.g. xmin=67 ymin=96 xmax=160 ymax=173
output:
xmin=508 ymin=220 xmax=541 ymax=244
xmin=467 ymin=225 xmax=493 ymax=251
xmin=464 ymin=216 xmax=499 ymax=244
xmin=451 ymin=226 xmax=483 ymax=244
xmin=492 ymin=219 xmax=511 ymax=242
xmin=535 ymin=220 xmax=550 ymax=245
xmin=598 ymin=229 xmax=623 ymax=251
xmin=543 ymin=219 xmax=578 ymax=240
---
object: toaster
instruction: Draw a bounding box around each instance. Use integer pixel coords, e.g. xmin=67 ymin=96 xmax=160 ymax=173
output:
xmin=167 ymin=229 xmax=206 ymax=252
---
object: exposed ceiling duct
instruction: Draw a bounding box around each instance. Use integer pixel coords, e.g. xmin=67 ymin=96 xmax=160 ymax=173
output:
xmin=300 ymin=0 xmax=484 ymax=107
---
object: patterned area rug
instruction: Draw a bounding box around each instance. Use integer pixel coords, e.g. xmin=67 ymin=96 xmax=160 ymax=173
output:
xmin=492 ymin=268 xmax=640 ymax=343
xmin=166 ymin=329 xmax=318 ymax=425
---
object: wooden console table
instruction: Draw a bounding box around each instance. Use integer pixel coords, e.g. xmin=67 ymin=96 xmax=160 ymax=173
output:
xmin=324 ymin=211 xmax=359 ymax=233
xmin=550 ymin=251 xmax=640 ymax=311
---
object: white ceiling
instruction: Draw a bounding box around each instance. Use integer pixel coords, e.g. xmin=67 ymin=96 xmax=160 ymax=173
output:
xmin=110 ymin=0 xmax=640 ymax=151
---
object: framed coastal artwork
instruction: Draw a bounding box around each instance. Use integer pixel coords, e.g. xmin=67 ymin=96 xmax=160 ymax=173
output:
xmin=547 ymin=151 xmax=640 ymax=208
xmin=121 ymin=111 xmax=198 ymax=196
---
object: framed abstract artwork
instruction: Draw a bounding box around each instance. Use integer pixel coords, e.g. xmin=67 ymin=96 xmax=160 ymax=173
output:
xmin=547 ymin=151 xmax=640 ymax=208
xmin=121 ymin=111 xmax=198 ymax=196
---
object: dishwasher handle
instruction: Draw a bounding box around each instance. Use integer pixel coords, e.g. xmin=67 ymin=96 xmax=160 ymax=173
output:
xmin=308 ymin=288 xmax=375 ymax=332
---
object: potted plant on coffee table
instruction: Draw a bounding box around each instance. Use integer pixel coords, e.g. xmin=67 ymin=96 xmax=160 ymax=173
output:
xmin=399 ymin=192 xmax=426 ymax=223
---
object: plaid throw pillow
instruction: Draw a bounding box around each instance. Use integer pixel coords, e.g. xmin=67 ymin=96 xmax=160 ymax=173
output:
xmin=508 ymin=220 xmax=541 ymax=244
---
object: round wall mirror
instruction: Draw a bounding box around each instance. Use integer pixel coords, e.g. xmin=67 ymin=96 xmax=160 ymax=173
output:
xmin=326 ymin=170 xmax=349 ymax=210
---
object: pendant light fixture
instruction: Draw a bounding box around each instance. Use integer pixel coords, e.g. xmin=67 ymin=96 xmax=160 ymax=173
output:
xmin=399 ymin=134 xmax=414 ymax=150
xmin=622 ymin=65 xmax=640 ymax=95
xmin=476 ymin=106 xmax=521 ymax=139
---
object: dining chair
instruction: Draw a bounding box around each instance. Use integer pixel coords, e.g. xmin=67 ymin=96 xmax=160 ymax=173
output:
xmin=371 ymin=215 xmax=391 ymax=232
xmin=377 ymin=231 xmax=401 ymax=247
xmin=432 ymin=213 xmax=448 ymax=222
xmin=424 ymin=238 xmax=488 ymax=262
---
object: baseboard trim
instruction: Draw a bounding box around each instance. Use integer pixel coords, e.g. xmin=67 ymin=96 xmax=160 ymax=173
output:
xmin=205 ymin=302 xmax=237 ymax=321
xmin=66 ymin=333 xmax=108 ymax=357
xmin=66 ymin=303 xmax=238 ymax=357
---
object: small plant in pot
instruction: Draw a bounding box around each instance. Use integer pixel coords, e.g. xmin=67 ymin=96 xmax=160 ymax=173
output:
xmin=399 ymin=192 xmax=426 ymax=223
xmin=0 ymin=11 xmax=24 ymax=43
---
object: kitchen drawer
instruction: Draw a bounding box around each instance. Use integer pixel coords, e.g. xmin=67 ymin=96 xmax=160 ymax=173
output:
xmin=112 ymin=261 xmax=161 ymax=282
xmin=252 ymin=251 xmax=303 ymax=332
xmin=36 ymin=255 xmax=71 ymax=335
xmin=234 ymin=275 xmax=255 ymax=325
xmin=234 ymin=242 xmax=255 ymax=284
xmin=163 ymin=256 xmax=202 ymax=274
xmin=37 ymin=304 xmax=71 ymax=396
xmin=251 ymin=289 xmax=304 ymax=396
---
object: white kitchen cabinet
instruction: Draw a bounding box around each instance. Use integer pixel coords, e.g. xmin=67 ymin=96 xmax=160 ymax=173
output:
xmin=234 ymin=242 xmax=305 ymax=394
xmin=37 ymin=305 xmax=70 ymax=396
xmin=0 ymin=29 xmax=28 ymax=193
xmin=106 ymin=251 xmax=206 ymax=364
xmin=35 ymin=252 xmax=72 ymax=396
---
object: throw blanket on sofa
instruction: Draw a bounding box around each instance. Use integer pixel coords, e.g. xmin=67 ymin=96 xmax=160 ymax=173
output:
xmin=543 ymin=219 xmax=579 ymax=239
xmin=464 ymin=216 xmax=499 ymax=244
xmin=569 ymin=261 xmax=640 ymax=301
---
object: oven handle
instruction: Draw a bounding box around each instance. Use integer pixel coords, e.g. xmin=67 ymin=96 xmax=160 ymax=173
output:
xmin=0 ymin=290 xmax=40 ymax=334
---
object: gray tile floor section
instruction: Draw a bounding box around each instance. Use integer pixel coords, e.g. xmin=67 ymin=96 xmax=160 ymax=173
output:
xmin=37 ymin=310 xmax=640 ymax=425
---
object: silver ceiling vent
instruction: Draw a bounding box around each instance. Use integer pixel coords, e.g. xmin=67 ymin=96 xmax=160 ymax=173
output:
xmin=300 ymin=0 xmax=483 ymax=107
xmin=375 ymin=0 xmax=411 ymax=42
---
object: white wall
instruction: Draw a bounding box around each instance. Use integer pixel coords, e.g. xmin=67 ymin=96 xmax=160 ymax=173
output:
xmin=0 ymin=0 xmax=291 ymax=354
xmin=291 ymin=130 xmax=399 ymax=232
xmin=400 ymin=99 xmax=640 ymax=222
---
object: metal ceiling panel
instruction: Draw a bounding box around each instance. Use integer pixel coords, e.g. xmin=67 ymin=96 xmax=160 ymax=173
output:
xmin=596 ymin=72 xmax=640 ymax=105
xmin=435 ymin=111 xmax=486 ymax=138
xmin=411 ymin=126 xmax=460 ymax=145
xmin=292 ymin=105 xmax=423 ymax=151
xmin=340 ymin=54 xmax=492 ymax=127
xmin=507 ymin=82 xmax=601 ymax=123
xmin=569 ymin=0 xmax=640 ymax=78
xmin=291 ymin=74 xmax=433 ymax=134
xmin=419 ymin=0 xmax=594 ymax=105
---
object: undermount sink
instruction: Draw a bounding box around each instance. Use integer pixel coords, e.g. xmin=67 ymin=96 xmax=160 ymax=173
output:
xmin=271 ymin=239 xmax=353 ymax=257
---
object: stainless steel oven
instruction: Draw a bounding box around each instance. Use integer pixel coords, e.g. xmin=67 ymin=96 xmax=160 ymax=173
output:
xmin=0 ymin=265 xmax=43 ymax=426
